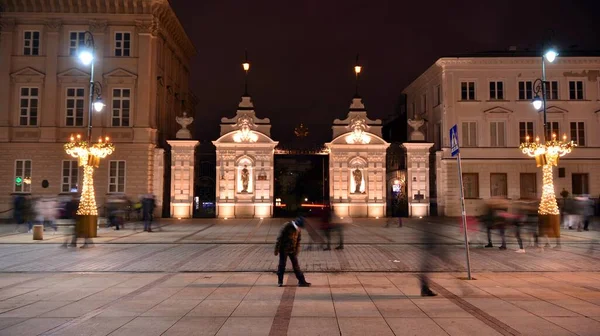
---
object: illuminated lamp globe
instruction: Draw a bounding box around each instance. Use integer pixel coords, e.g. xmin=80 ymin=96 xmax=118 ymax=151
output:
xmin=242 ymin=62 xmax=250 ymax=71
xmin=78 ymin=49 xmax=94 ymax=66
xmin=354 ymin=65 xmax=362 ymax=74
xmin=532 ymin=95 xmax=543 ymax=110
xmin=93 ymin=98 xmax=105 ymax=112
xmin=544 ymin=50 xmax=558 ymax=63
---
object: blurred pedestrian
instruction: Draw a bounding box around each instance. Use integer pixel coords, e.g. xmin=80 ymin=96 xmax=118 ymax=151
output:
xmin=482 ymin=200 xmax=507 ymax=250
xmin=321 ymin=205 xmax=333 ymax=250
xmin=418 ymin=222 xmax=450 ymax=296
xmin=142 ymin=194 xmax=156 ymax=232
xmin=275 ymin=216 xmax=311 ymax=287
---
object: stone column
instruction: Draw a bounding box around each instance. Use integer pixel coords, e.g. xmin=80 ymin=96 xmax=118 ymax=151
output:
xmin=402 ymin=142 xmax=434 ymax=217
xmin=167 ymin=140 xmax=198 ymax=218
xmin=40 ymin=20 xmax=61 ymax=142
xmin=0 ymin=18 xmax=15 ymax=141
xmin=153 ymin=148 xmax=165 ymax=216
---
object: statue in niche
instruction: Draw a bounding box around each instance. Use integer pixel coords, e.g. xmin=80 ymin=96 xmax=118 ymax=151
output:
xmin=352 ymin=168 xmax=363 ymax=194
xmin=241 ymin=165 xmax=250 ymax=192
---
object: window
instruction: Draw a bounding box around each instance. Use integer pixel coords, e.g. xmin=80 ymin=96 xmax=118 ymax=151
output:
xmin=462 ymin=173 xmax=479 ymax=199
xmin=69 ymin=31 xmax=86 ymax=56
xmin=23 ymin=31 xmax=40 ymax=56
xmin=14 ymin=160 xmax=32 ymax=193
xmin=545 ymin=81 xmax=559 ymax=100
xmin=572 ymin=173 xmax=589 ymax=196
xmin=519 ymin=122 xmax=534 ymax=143
xmin=490 ymin=121 xmax=506 ymax=147
xmin=461 ymin=121 xmax=477 ymax=147
xmin=520 ymin=173 xmax=537 ymax=199
xmin=65 ymin=88 xmax=85 ymax=126
xmin=19 ymin=87 xmax=39 ymax=126
xmin=109 ymin=161 xmax=126 ymax=193
xmin=546 ymin=121 xmax=559 ymax=140
xmin=61 ymin=160 xmax=79 ymax=193
xmin=489 ymin=81 xmax=504 ymax=100
xmin=112 ymin=88 xmax=131 ymax=127
xmin=569 ymin=81 xmax=584 ymax=100
xmin=421 ymin=93 xmax=427 ymax=113
xmin=490 ymin=173 xmax=508 ymax=198
xmin=434 ymin=85 xmax=441 ymax=106
xmin=460 ymin=81 xmax=475 ymax=100
xmin=114 ymin=32 xmax=131 ymax=57
xmin=570 ymin=122 xmax=585 ymax=146
xmin=518 ymin=81 xmax=533 ymax=100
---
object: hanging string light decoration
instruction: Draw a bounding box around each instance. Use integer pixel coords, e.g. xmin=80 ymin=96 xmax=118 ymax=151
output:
xmin=64 ymin=134 xmax=114 ymax=216
xmin=519 ymin=133 xmax=575 ymax=215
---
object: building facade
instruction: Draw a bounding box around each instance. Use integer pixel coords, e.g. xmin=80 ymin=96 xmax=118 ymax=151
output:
xmin=402 ymin=52 xmax=600 ymax=216
xmin=0 ymin=0 xmax=195 ymax=217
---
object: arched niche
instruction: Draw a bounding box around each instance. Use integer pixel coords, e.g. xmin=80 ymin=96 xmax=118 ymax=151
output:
xmin=236 ymin=156 xmax=254 ymax=194
xmin=349 ymin=157 xmax=367 ymax=194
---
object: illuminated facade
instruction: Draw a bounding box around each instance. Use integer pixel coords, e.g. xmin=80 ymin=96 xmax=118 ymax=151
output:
xmin=0 ymin=0 xmax=195 ymax=217
xmin=402 ymin=52 xmax=600 ymax=216
xmin=213 ymin=96 xmax=278 ymax=218
xmin=326 ymin=97 xmax=390 ymax=218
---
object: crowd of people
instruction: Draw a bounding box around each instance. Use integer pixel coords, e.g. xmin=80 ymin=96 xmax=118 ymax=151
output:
xmin=12 ymin=194 xmax=157 ymax=233
xmin=474 ymin=197 xmax=595 ymax=253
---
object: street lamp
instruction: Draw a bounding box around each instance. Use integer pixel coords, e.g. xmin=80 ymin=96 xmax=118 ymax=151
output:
xmin=519 ymin=48 xmax=574 ymax=224
xmin=242 ymin=50 xmax=250 ymax=96
xmin=64 ymin=31 xmax=113 ymax=239
xmin=354 ymin=53 xmax=362 ymax=97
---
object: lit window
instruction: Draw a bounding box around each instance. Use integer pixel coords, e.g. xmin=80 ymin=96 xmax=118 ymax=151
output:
xmin=65 ymin=88 xmax=85 ymax=126
xmin=114 ymin=32 xmax=131 ymax=57
xmin=460 ymin=81 xmax=475 ymax=100
xmin=489 ymin=81 xmax=504 ymax=100
xmin=490 ymin=121 xmax=506 ymax=147
xmin=62 ymin=160 xmax=79 ymax=193
xmin=69 ymin=31 xmax=86 ymax=56
xmin=23 ymin=31 xmax=40 ymax=56
xmin=109 ymin=161 xmax=126 ymax=193
xmin=19 ymin=87 xmax=39 ymax=126
xmin=112 ymin=88 xmax=131 ymax=127
xmin=14 ymin=160 xmax=32 ymax=193
xmin=461 ymin=121 xmax=477 ymax=147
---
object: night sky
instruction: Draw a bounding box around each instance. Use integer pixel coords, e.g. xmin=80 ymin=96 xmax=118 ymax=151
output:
xmin=170 ymin=0 xmax=599 ymax=145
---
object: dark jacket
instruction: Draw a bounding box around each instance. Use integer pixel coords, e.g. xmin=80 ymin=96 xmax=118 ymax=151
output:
xmin=275 ymin=221 xmax=301 ymax=255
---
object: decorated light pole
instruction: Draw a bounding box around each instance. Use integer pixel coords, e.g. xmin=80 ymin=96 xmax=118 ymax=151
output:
xmin=518 ymin=49 xmax=575 ymax=235
xmin=64 ymin=31 xmax=113 ymax=238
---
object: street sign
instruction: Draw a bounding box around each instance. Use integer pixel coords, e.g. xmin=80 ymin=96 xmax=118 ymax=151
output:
xmin=450 ymin=124 xmax=459 ymax=157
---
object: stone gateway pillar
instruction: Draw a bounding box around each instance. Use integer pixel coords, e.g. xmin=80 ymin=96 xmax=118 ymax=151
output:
xmin=213 ymin=95 xmax=278 ymax=218
xmin=325 ymin=98 xmax=390 ymax=218
xmin=402 ymin=117 xmax=434 ymax=217
xmin=168 ymin=112 xmax=198 ymax=218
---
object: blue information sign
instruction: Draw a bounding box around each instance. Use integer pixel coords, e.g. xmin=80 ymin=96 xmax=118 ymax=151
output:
xmin=450 ymin=124 xmax=460 ymax=157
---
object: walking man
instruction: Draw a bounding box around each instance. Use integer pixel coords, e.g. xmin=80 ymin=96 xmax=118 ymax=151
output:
xmin=275 ymin=216 xmax=311 ymax=287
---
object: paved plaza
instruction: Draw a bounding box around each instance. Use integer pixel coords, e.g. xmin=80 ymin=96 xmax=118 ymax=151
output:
xmin=0 ymin=218 xmax=598 ymax=335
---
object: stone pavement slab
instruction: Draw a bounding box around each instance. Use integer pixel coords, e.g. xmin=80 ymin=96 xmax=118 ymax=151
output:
xmin=0 ymin=272 xmax=596 ymax=335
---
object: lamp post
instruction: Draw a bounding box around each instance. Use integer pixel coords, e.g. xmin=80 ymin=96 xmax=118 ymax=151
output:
xmin=64 ymin=31 xmax=113 ymax=238
xmin=519 ymin=49 xmax=574 ymax=231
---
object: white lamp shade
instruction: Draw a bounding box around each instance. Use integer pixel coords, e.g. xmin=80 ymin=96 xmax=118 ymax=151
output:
xmin=544 ymin=50 xmax=558 ymax=63
xmin=532 ymin=97 xmax=543 ymax=110
xmin=79 ymin=50 xmax=94 ymax=65
xmin=93 ymin=100 xmax=105 ymax=112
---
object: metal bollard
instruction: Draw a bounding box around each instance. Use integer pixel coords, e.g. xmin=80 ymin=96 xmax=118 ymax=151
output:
xmin=33 ymin=225 xmax=43 ymax=240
